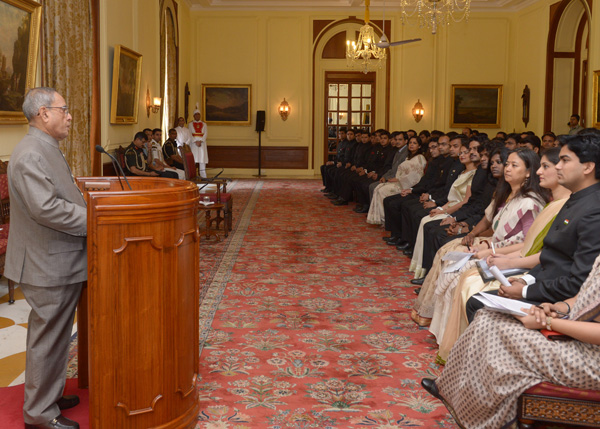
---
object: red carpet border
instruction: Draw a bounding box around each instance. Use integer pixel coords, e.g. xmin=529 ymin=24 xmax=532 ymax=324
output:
xmin=196 ymin=180 xmax=457 ymax=428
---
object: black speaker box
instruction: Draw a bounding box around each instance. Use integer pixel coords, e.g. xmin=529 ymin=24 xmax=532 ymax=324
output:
xmin=256 ymin=110 xmax=266 ymax=132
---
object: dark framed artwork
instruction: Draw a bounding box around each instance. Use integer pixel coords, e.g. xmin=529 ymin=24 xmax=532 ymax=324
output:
xmin=593 ymin=70 xmax=600 ymax=129
xmin=451 ymin=84 xmax=503 ymax=128
xmin=202 ymin=84 xmax=251 ymax=126
xmin=110 ymin=44 xmax=143 ymax=124
xmin=0 ymin=0 xmax=41 ymax=124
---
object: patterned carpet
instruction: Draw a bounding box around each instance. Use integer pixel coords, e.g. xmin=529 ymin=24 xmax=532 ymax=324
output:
xmin=0 ymin=179 xmax=458 ymax=428
xmin=194 ymin=179 xmax=456 ymax=428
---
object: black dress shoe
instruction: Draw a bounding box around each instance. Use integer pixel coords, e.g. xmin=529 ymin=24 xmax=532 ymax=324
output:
xmin=382 ymin=236 xmax=399 ymax=243
xmin=403 ymin=249 xmax=413 ymax=256
xmin=410 ymin=278 xmax=424 ymax=285
xmin=355 ymin=206 xmax=369 ymax=213
xmin=353 ymin=204 xmax=363 ymax=212
xmin=320 ymin=188 xmax=329 ymax=193
xmin=386 ymin=238 xmax=401 ymax=246
xmin=25 ymin=415 xmax=79 ymax=429
xmin=395 ymin=241 xmax=410 ymax=250
xmin=332 ymin=199 xmax=348 ymax=206
xmin=326 ymin=193 xmax=338 ymax=199
xmin=414 ymin=287 xmax=421 ymax=295
xmin=421 ymin=378 xmax=442 ymax=400
xmin=57 ymin=395 xmax=80 ymax=410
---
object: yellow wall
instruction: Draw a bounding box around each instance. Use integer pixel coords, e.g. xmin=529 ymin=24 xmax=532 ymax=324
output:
xmin=0 ymin=1 xmax=597 ymax=173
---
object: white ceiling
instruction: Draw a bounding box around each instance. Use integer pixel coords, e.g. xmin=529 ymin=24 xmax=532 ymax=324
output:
xmin=187 ymin=0 xmax=539 ymax=12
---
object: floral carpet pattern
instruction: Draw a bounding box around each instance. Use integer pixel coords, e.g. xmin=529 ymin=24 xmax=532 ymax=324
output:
xmin=195 ymin=179 xmax=457 ymax=428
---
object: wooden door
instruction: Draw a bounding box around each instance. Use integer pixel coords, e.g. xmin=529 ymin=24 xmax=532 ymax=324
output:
xmin=324 ymin=71 xmax=376 ymax=163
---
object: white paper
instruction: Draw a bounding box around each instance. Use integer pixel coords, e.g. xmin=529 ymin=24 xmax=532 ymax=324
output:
xmin=442 ymin=251 xmax=473 ymax=262
xmin=474 ymin=292 xmax=532 ymax=317
xmin=443 ymin=254 xmax=473 ymax=273
xmin=489 ymin=265 xmax=512 ymax=287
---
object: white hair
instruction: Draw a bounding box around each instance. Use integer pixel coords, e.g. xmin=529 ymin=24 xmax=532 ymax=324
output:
xmin=22 ymin=87 xmax=58 ymax=121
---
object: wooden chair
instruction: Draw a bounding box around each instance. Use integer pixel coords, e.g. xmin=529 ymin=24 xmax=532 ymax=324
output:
xmin=181 ymin=149 xmax=233 ymax=236
xmin=0 ymin=161 xmax=15 ymax=304
xmin=517 ymin=381 xmax=600 ymax=428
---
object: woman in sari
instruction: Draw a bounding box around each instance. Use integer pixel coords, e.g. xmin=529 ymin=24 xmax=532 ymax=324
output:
xmin=367 ymin=136 xmax=426 ymax=225
xmin=411 ymin=148 xmax=506 ymax=326
xmin=436 ymin=148 xmax=570 ymax=362
xmin=409 ymin=141 xmax=478 ymax=279
xmin=411 ymin=150 xmax=548 ymax=330
xmin=422 ymin=253 xmax=600 ymax=429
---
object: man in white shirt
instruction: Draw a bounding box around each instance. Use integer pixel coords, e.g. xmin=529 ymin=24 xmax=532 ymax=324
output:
xmin=149 ymin=128 xmax=185 ymax=179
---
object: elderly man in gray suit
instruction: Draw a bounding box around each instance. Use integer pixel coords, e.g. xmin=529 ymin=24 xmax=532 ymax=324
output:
xmin=6 ymin=87 xmax=87 ymax=429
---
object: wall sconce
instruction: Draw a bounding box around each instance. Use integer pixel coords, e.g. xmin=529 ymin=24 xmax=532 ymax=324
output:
xmin=146 ymin=87 xmax=162 ymax=117
xmin=412 ymin=99 xmax=424 ymax=123
xmin=278 ymin=98 xmax=290 ymax=121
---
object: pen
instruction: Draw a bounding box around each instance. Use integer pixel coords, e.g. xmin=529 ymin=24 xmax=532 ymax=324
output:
xmin=491 ymin=242 xmax=496 ymax=255
xmin=537 ymin=305 xmax=569 ymax=319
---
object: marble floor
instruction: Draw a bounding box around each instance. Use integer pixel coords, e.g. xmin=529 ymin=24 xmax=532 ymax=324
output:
xmin=0 ymin=279 xmax=77 ymax=388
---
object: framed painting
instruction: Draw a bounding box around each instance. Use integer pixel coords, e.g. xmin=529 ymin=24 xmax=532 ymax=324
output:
xmin=451 ymin=84 xmax=503 ymax=128
xmin=110 ymin=44 xmax=143 ymax=124
xmin=0 ymin=0 xmax=41 ymax=124
xmin=593 ymin=70 xmax=600 ymax=128
xmin=202 ymin=84 xmax=251 ymax=126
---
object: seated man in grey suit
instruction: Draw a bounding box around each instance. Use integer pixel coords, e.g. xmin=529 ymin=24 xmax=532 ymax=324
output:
xmin=6 ymin=87 xmax=87 ymax=428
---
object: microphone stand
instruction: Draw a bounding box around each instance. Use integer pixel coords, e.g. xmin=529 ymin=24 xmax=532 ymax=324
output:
xmin=95 ymin=145 xmax=132 ymax=190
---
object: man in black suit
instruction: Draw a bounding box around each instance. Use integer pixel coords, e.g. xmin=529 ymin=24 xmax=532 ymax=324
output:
xmin=466 ymin=130 xmax=600 ymax=321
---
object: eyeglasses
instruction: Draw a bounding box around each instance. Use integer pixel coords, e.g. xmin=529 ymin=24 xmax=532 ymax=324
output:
xmin=44 ymin=106 xmax=69 ymax=115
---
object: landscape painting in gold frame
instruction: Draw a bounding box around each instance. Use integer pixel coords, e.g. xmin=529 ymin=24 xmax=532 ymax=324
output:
xmin=0 ymin=0 xmax=41 ymax=124
xmin=451 ymin=84 xmax=502 ymax=128
xmin=110 ymin=44 xmax=143 ymax=124
xmin=202 ymin=84 xmax=251 ymax=126
xmin=593 ymin=70 xmax=600 ymax=128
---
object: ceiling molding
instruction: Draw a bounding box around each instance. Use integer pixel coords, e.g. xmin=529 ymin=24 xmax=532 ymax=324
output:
xmin=189 ymin=0 xmax=540 ymax=12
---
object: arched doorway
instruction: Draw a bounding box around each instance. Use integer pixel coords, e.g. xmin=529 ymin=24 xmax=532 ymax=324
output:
xmin=312 ymin=18 xmax=390 ymax=169
xmin=544 ymin=0 xmax=591 ymax=133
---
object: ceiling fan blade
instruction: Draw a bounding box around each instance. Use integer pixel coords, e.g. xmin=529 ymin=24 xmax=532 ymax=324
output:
xmin=375 ymin=41 xmax=390 ymax=48
xmin=388 ymin=38 xmax=422 ymax=47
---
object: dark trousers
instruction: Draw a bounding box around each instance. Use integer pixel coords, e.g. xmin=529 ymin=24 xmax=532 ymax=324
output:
xmin=421 ymin=221 xmax=467 ymax=271
xmin=384 ymin=193 xmax=417 ymax=236
xmin=400 ymin=200 xmax=432 ymax=246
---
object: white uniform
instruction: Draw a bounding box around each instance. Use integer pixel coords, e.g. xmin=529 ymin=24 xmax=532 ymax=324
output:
xmin=150 ymin=140 xmax=185 ymax=179
xmin=188 ymin=120 xmax=208 ymax=178
xmin=175 ymin=125 xmax=193 ymax=148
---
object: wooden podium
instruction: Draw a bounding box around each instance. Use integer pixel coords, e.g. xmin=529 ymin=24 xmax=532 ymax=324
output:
xmin=76 ymin=177 xmax=200 ymax=428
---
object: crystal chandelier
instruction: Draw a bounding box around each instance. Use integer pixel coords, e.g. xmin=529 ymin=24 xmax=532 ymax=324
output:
xmin=400 ymin=0 xmax=471 ymax=34
xmin=346 ymin=0 xmax=386 ymax=74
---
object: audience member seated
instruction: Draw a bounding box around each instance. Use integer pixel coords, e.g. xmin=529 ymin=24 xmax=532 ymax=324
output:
xmin=466 ymin=130 xmax=600 ymax=321
xmin=125 ymin=131 xmax=178 ymax=178
xmin=505 ymin=132 xmax=520 ymax=150
xmin=541 ymin=131 xmax=557 ymax=150
xmin=411 ymin=149 xmax=547 ymax=329
xmin=351 ymin=131 xmax=397 ymax=213
xmin=416 ymin=143 xmax=503 ymax=286
xmin=382 ymin=134 xmax=454 ymax=246
xmin=325 ymin=131 xmax=372 ymax=202
xmin=394 ymin=135 xmax=466 ymax=256
xmin=519 ymin=134 xmax=541 ymax=154
xmin=367 ymin=135 xmax=425 ymax=224
xmin=421 ymin=254 xmax=600 ymax=429
xmin=163 ymin=128 xmax=185 ymax=170
xmin=436 ymin=147 xmax=570 ymax=363
xmin=320 ymin=127 xmax=349 ymax=193
xmin=409 ymin=138 xmax=479 ymax=279
xmin=149 ymin=128 xmax=184 ymax=179
xmin=367 ymin=131 xmax=408 ymax=204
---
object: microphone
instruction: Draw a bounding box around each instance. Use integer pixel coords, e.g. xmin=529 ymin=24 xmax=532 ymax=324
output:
xmin=95 ymin=145 xmax=132 ymax=190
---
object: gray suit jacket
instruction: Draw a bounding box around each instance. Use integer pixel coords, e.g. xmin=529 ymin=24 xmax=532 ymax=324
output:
xmin=383 ymin=146 xmax=408 ymax=180
xmin=6 ymin=126 xmax=87 ymax=287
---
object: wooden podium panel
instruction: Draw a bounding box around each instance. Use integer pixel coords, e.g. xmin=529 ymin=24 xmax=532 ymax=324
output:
xmin=77 ymin=177 xmax=200 ymax=428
